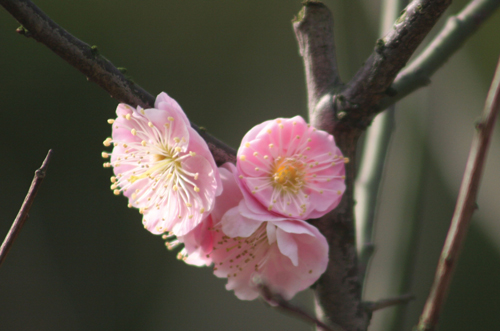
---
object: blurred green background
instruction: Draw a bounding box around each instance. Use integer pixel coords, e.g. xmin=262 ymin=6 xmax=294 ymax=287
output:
xmin=1 ymin=1 xmax=499 ymax=330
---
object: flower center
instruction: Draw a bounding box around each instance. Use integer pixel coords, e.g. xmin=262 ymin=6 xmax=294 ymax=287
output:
xmin=272 ymin=159 xmax=304 ymax=192
xmin=152 ymin=153 xmax=167 ymax=163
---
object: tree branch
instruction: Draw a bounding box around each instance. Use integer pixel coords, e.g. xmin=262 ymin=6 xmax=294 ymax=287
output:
xmin=0 ymin=0 xmax=236 ymax=166
xmin=339 ymin=0 xmax=452 ymax=129
xmin=416 ymin=54 xmax=500 ymax=331
xmin=258 ymin=283 xmax=344 ymax=331
xmin=293 ymin=1 xmax=342 ymax=131
xmin=0 ymin=150 xmax=53 ymax=268
xmin=365 ymin=293 xmax=415 ymax=312
xmin=379 ymin=0 xmax=500 ymax=110
xmin=294 ymin=3 xmax=369 ymax=331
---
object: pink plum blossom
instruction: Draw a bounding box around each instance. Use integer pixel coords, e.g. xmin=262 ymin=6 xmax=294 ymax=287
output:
xmin=170 ymin=163 xmax=244 ymax=267
xmin=207 ymin=163 xmax=329 ymax=300
xmin=103 ymin=92 xmax=222 ymax=236
xmin=236 ymin=116 xmax=347 ymax=220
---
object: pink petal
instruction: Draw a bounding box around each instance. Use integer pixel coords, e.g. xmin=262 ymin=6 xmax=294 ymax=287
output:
xmin=154 ymin=92 xmax=190 ymax=127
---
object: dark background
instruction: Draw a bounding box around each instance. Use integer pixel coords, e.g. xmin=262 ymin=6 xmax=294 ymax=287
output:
xmin=1 ymin=1 xmax=500 ymax=330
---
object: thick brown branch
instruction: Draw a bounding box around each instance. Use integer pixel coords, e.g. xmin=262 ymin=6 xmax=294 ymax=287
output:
xmin=0 ymin=150 xmax=53 ymax=268
xmin=339 ymin=0 xmax=452 ymax=129
xmin=0 ymin=0 xmax=236 ymax=165
xmin=310 ymin=129 xmax=369 ymax=331
xmin=293 ymin=1 xmax=342 ymax=127
xmin=416 ymin=54 xmax=500 ymax=331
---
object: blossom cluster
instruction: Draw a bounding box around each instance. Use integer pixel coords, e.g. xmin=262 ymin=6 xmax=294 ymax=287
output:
xmin=103 ymin=92 xmax=347 ymax=300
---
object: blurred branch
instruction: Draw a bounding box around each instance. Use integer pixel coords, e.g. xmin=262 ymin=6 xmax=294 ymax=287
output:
xmin=338 ymin=0 xmax=452 ymax=130
xmin=0 ymin=150 xmax=53 ymax=268
xmin=379 ymin=0 xmax=500 ymax=111
xmin=258 ymin=284 xmax=343 ymax=331
xmin=365 ymin=293 xmax=415 ymax=312
xmin=416 ymin=54 xmax=500 ymax=331
xmin=355 ymin=0 xmax=406 ymax=283
xmin=0 ymin=0 xmax=236 ymax=166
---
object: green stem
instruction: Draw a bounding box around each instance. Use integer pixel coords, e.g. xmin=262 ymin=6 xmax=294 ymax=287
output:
xmin=356 ymin=0 xmax=406 ymax=283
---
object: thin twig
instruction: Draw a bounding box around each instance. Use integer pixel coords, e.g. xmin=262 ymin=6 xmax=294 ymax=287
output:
xmin=0 ymin=0 xmax=236 ymax=166
xmin=379 ymin=0 xmax=500 ymax=111
xmin=415 ymin=54 xmax=500 ymax=331
xmin=365 ymin=293 xmax=415 ymax=312
xmin=355 ymin=0 xmax=406 ymax=283
xmin=0 ymin=150 xmax=53 ymax=268
xmin=258 ymin=284 xmax=344 ymax=331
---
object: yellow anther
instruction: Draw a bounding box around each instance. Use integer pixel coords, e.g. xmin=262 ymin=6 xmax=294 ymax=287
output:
xmin=269 ymin=144 xmax=274 ymax=148
xmin=131 ymin=128 xmax=137 ymax=135
xmin=167 ymin=173 xmax=173 ymax=179
xmin=279 ymin=124 xmax=283 ymax=129
xmin=239 ymin=175 xmax=243 ymax=179
xmin=107 ymin=119 xmax=115 ymax=124
xmin=264 ymin=155 xmax=268 ymax=159
xmin=267 ymin=129 xmax=272 ymax=134
xmin=293 ymin=121 xmax=297 ymax=125
xmin=103 ymin=162 xmax=111 ymax=168
xmin=344 ymin=157 xmax=350 ymax=164
xmin=127 ymin=203 xmax=132 ymax=208
xmin=307 ymin=138 xmax=312 ymax=142
xmin=140 ymin=109 xmax=145 ymax=115
xmin=245 ymin=142 xmax=251 ymax=148
xmin=255 ymin=167 xmax=260 ymax=171
xmin=331 ymin=162 xmax=336 ymax=166
xmin=101 ymin=152 xmax=109 ymax=158
xmin=337 ymin=190 xmax=342 ymax=195
xmin=296 ymin=135 xmax=300 ymax=139
xmin=194 ymin=173 xmax=199 ymax=180
xmin=168 ymin=116 xmax=174 ymax=121
xmin=173 ymin=185 xmax=178 ymax=191
xmin=103 ymin=138 xmax=112 ymax=147
xmin=110 ymin=176 xmax=116 ymax=183
xmin=148 ymin=121 xmax=153 ymax=127
xmin=342 ymin=175 xmax=346 ymax=179
xmin=110 ymin=184 xmax=118 ymax=190
xmin=200 ymin=208 xmax=205 ymax=213
xmin=113 ymin=189 xmax=120 ymax=195
xmin=125 ymin=114 xmax=131 ymax=120
xmin=276 ymin=119 xmax=282 ymax=123
xmin=240 ymin=155 xmax=246 ymax=161
xmin=141 ymin=140 xmax=146 ymax=147
xmin=174 ymin=137 xmax=180 ymax=143
xmin=268 ymin=205 xmax=273 ymax=211
xmin=186 ymin=203 xmax=192 ymax=208
xmin=189 ymin=151 xmax=196 ymax=157
xmin=175 ymin=147 xmax=182 ymax=152
xmin=194 ymin=186 xmax=200 ymax=192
